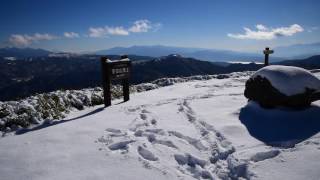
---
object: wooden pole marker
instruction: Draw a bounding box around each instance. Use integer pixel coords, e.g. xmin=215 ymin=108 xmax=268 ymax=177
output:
xmin=100 ymin=55 xmax=131 ymax=107
xmin=263 ymin=47 xmax=274 ymax=66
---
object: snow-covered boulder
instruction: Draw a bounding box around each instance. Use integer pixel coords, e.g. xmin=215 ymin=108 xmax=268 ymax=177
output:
xmin=244 ymin=65 xmax=320 ymax=108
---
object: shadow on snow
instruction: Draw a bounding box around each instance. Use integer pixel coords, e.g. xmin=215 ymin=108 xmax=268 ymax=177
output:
xmin=15 ymin=107 xmax=105 ymax=135
xmin=239 ymin=101 xmax=320 ymax=148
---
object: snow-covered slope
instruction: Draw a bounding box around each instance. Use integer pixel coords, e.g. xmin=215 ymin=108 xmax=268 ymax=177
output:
xmin=0 ymin=71 xmax=320 ymax=180
xmin=0 ymin=73 xmax=247 ymax=134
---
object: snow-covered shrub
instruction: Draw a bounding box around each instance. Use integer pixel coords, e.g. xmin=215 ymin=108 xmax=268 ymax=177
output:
xmin=0 ymin=88 xmax=105 ymax=134
xmin=91 ymin=93 xmax=104 ymax=105
xmin=134 ymin=83 xmax=158 ymax=92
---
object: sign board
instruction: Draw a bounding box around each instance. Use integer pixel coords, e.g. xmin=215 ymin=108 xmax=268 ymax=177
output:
xmin=109 ymin=60 xmax=131 ymax=80
xmin=263 ymin=49 xmax=274 ymax=55
xmin=100 ymin=56 xmax=131 ymax=107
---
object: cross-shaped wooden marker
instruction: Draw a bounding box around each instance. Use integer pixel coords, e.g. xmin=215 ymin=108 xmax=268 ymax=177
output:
xmin=263 ymin=47 xmax=274 ymax=66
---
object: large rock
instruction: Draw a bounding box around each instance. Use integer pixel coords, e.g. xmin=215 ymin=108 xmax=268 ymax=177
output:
xmin=244 ymin=65 xmax=320 ymax=108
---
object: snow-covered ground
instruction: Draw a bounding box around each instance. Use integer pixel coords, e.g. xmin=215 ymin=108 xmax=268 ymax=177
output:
xmin=0 ymin=72 xmax=320 ymax=180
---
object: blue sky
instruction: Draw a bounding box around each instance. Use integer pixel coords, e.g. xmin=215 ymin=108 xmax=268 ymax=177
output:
xmin=1 ymin=0 xmax=320 ymax=52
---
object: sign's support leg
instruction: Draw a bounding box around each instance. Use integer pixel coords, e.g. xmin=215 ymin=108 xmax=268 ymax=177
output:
xmin=123 ymin=78 xmax=129 ymax=102
xmin=264 ymin=54 xmax=269 ymax=66
xmin=101 ymin=58 xmax=111 ymax=107
xmin=105 ymin=78 xmax=111 ymax=107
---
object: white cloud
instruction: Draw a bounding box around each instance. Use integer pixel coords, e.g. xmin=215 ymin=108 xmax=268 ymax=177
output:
xmin=9 ymin=33 xmax=57 ymax=46
xmin=129 ymin=20 xmax=152 ymax=33
xmin=228 ymin=24 xmax=304 ymax=40
xmin=64 ymin=32 xmax=80 ymax=38
xmin=256 ymin=24 xmax=268 ymax=31
xmin=88 ymin=26 xmax=129 ymax=38
xmin=32 ymin=33 xmax=56 ymax=41
xmin=106 ymin=26 xmax=129 ymax=35
xmin=88 ymin=19 xmax=161 ymax=38
xmin=88 ymin=27 xmax=107 ymax=38
xmin=9 ymin=34 xmax=31 ymax=46
xmin=272 ymin=24 xmax=304 ymax=36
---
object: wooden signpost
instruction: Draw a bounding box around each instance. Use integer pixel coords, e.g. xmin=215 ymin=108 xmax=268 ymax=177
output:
xmin=263 ymin=47 xmax=274 ymax=66
xmin=100 ymin=55 xmax=131 ymax=107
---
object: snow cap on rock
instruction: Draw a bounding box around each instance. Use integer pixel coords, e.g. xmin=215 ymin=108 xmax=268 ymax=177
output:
xmin=252 ymin=65 xmax=320 ymax=96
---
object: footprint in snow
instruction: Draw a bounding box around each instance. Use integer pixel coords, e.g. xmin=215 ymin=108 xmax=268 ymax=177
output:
xmin=105 ymin=128 xmax=127 ymax=137
xmin=137 ymin=146 xmax=158 ymax=161
xmin=174 ymin=153 xmax=213 ymax=179
xmin=250 ymin=150 xmax=281 ymax=162
xmin=145 ymin=128 xmax=166 ymax=135
xmin=140 ymin=113 xmax=148 ymax=120
xmin=174 ymin=153 xmax=206 ymax=168
xmin=151 ymin=119 xmax=157 ymax=125
xmin=141 ymin=109 xmax=150 ymax=113
xmin=168 ymin=131 xmax=208 ymax=151
xmin=97 ymin=136 xmax=113 ymax=144
xmin=105 ymin=128 xmax=121 ymax=134
xmin=108 ymin=140 xmax=135 ymax=151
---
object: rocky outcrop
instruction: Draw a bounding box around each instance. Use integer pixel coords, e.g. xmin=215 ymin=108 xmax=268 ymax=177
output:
xmin=244 ymin=75 xmax=318 ymax=108
xmin=245 ymin=65 xmax=320 ymax=108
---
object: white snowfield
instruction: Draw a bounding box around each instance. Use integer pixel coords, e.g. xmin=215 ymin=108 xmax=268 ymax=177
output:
xmin=1 ymin=71 xmax=320 ymax=180
xmin=252 ymin=65 xmax=320 ymax=96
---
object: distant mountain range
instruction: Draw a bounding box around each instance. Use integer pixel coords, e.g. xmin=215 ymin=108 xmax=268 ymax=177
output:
xmin=0 ymin=54 xmax=261 ymax=101
xmin=1 ymin=53 xmax=320 ymax=101
xmin=276 ymin=55 xmax=320 ymax=69
xmin=0 ymin=44 xmax=319 ymax=101
xmin=131 ymin=54 xmax=262 ymax=83
xmin=95 ymin=43 xmax=320 ymax=61
xmin=1 ymin=42 xmax=319 ymax=62
xmin=95 ymin=45 xmax=268 ymax=62
xmin=0 ymin=47 xmax=52 ymax=58
xmin=274 ymin=42 xmax=320 ymax=58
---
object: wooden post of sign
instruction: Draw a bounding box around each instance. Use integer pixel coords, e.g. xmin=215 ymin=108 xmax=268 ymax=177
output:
xmin=264 ymin=47 xmax=270 ymax=66
xmin=100 ymin=57 xmax=112 ymax=107
xmin=263 ymin=47 xmax=274 ymax=66
xmin=120 ymin=55 xmax=130 ymax=102
xmin=122 ymin=78 xmax=129 ymax=101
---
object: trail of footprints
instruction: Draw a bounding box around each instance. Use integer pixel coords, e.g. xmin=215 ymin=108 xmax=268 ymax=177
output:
xmin=176 ymin=99 xmax=250 ymax=179
xmin=97 ymin=99 xmax=252 ymax=179
xmin=97 ymin=86 xmax=280 ymax=180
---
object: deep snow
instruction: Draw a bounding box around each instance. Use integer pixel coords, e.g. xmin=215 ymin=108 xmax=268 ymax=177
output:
xmin=0 ymin=71 xmax=320 ymax=180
